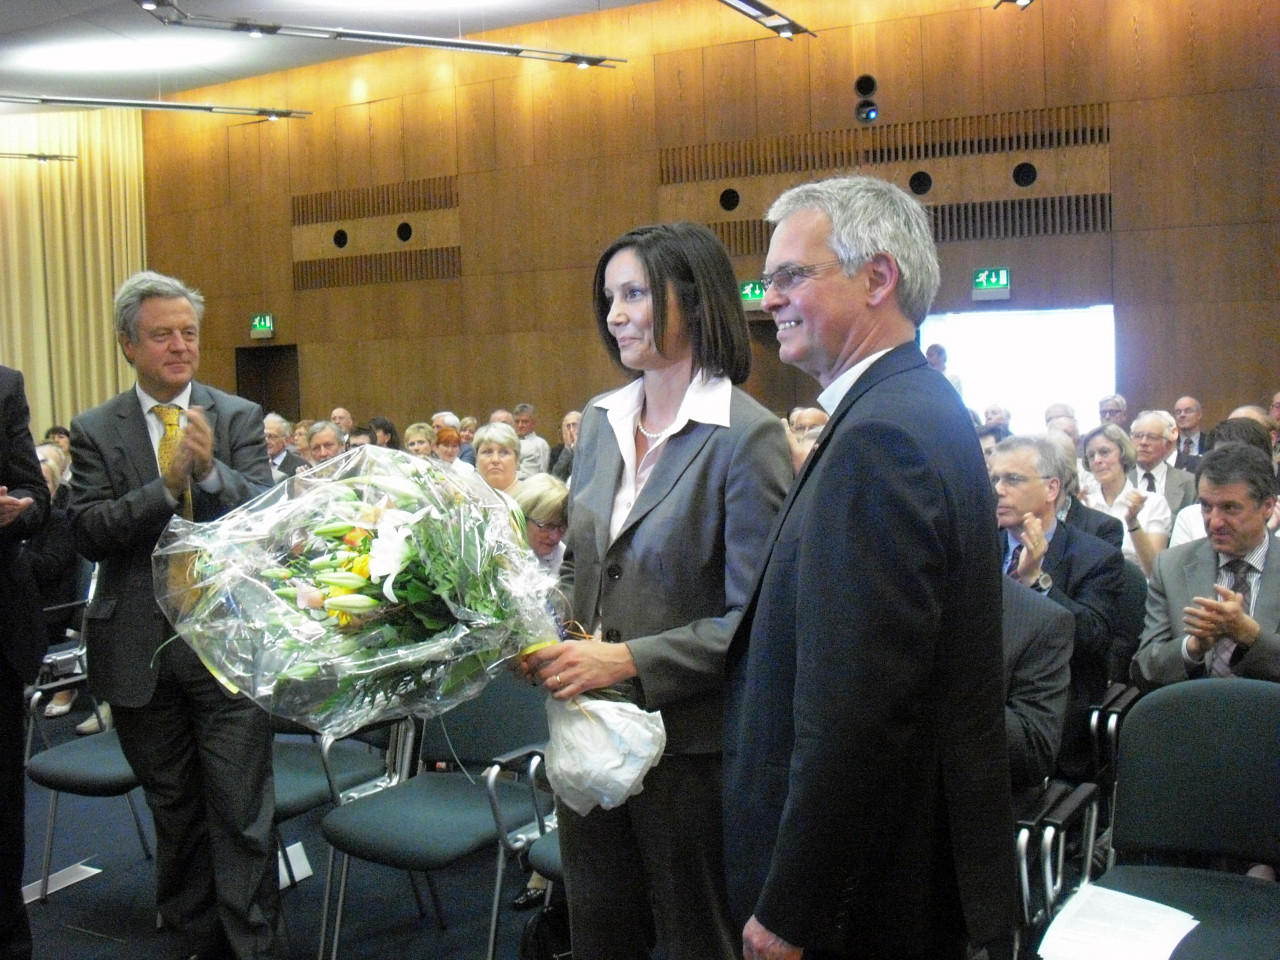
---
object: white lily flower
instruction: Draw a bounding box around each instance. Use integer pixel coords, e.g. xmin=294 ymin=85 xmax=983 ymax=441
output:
xmin=367 ymin=517 xmax=416 ymax=602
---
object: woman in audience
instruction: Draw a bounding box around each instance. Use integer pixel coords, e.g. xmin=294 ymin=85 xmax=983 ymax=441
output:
xmin=402 ymin=422 xmax=435 ymax=459
xmin=473 ymin=422 xmax=521 ymax=497
xmin=431 ymin=426 xmax=472 ymax=472
xmin=519 ymin=222 xmax=791 ymax=960
xmin=292 ymin=419 xmax=316 ymax=464
xmin=513 ymin=473 xmax=569 ymax=574
xmin=1080 ymin=422 xmax=1170 ymax=575
xmin=367 ymin=415 xmax=401 ymax=450
xmin=458 ymin=416 xmax=478 ymax=465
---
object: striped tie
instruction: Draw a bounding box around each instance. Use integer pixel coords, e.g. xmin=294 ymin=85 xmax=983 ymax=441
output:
xmin=1210 ymin=558 xmax=1251 ymax=677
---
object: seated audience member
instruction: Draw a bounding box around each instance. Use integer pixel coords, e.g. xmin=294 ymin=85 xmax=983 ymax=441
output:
xmin=513 ymin=473 xmax=569 ymax=574
xmin=549 ymin=410 xmax=580 ymax=482
xmin=264 ymin=413 xmax=306 ymax=479
xmin=36 ymin=443 xmax=72 ymax=508
xmin=431 ymin=411 xmax=459 ymax=433
xmin=489 ymin=408 xmax=514 ymax=427
xmin=924 ymin=342 xmax=962 ymax=396
xmin=347 ymin=426 xmax=375 ymax=448
xmin=308 ymin=420 xmax=345 ymax=463
xmin=985 ymin=404 xmax=1012 ymax=429
xmin=1173 ymin=396 xmax=1206 ymax=468
xmin=432 ymin=427 xmax=473 ymax=473
xmin=402 ymin=422 xmax=435 ymax=459
xmin=330 ymin=407 xmax=354 ymax=442
xmin=1001 ymin=577 xmax=1073 ymax=807
xmin=977 ymin=421 xmax=1011 ymax=462
xmin=786 ymin=407 xmax=829 ymax=472
xmin=1046 ymin=413 xmax=1080 ymax=449
xmin=43 ymin=426 xmax=73 ymax=486
xmin=1169 ymin=419 xmax=1279 ymax=545
xmin=1080 ymin=423 xmax=1171 ymax=576
xmin=1133 ymin=442 xmax=1279 ymax=686
xmin=458 ymin=416 xmax=478 ymax=465
xmin=1130 ymin=410 xmax=1197 ymax=515
xmin=1098 ymin=393 xmax=1128 ymax=429
xmin=990 ymin=435 xmax=1125 ymax=782
xmin=22 ymin=458 xmax=85 ymax=717
xmin=292 ymin=419 xmax=315 ymax=462
xmin=367 ymin=416 xmax=401 ymax=450
xmin=473 ymin=422 xmax=521 ymax=497
xmin=1046 ymin=431 xmax=1123 ymax=549
xmin=1044 ymin=402 xmax=1074 ymax=425
xmin=512 ymin=403 xmax=550 ymax=479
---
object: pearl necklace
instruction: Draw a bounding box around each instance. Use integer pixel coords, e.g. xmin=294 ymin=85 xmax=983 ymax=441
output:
xmin=636 ymin=418 xmax=664 ymax=441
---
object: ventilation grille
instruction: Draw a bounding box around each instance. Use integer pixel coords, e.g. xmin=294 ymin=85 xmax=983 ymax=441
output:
xmin=660 ymin=104 xmax=1109 ymax=184
xmin=293 ymin=247 xmax=461 ymax=290
xmin=292 ymin=176 xmax=459 ymax=226
xmin=707 ymin=193 xmax=1112 ymax=257
xmin=930 ymin=193 xmax=1112 ymax=243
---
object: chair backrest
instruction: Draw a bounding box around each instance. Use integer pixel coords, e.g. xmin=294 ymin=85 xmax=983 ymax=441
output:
xmin=1112 ymin=678 xmax=1280 ymax=864
xmin=418 ymin=668 xmax=548 ymax=770
xmin=1108 ymin=560 xmax=1148 ymax=682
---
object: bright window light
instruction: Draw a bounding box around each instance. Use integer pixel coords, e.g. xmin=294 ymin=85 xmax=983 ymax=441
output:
xmin=3 ymin=37 xmax=235 ymax=74
xmin=919 ymin=305 xmax=1115 ymax=434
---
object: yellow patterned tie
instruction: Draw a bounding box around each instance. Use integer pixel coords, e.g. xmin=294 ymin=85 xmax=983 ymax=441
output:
xmin=153 ymin=403 xmax=193 ymax=520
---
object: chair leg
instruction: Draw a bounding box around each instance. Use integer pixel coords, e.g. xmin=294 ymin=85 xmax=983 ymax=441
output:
xmin=317 ymin=847 xmax=336 ymax=960
xmin=328 ymin=852 xmax=351 ymax=960
xmin=124 ymin=791 xmax=153 ymax=860
xmin=485 ymin=845 xmax=509 ymax=960
xmin=39 ymin=790 xmax=60 ymax=903
xmin=407 ymin=871 xmax=447 ymax=930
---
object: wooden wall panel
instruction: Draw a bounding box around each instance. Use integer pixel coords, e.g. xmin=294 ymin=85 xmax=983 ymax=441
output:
xmin=455 ymin=82 xmax=497 ymax=173
xmin=755 ymin=35 xmax=812 ymax=137
xmin=934 ymin=233 xmax=1113 ymax=314
xmin=334 ymin=103 xmax=372 ymax=189
xmin=286 ymin=81 xmax=337 ymax=194
xmin=403 ymin=88 xmax=459 ymax=180
xmin=980 ymin=3 xmax=1046 ymax=114
xmin=809 ymin=26 xmax=857 ymax=133
xmin=1111 ymin=90 xmax=1279 ymax=231
xmin=226 ymin=122 xmax=261 ymax=200
xmin=812 ymin=19 xmax=928 ymax=131
xmin=531 ymin=58 xmax=656 ymax=164
xmin=368 ymin=98 xmax=406 ymax=186
xmin=920 ymin=9 xmax=984 ymax=120
xmin=1042 ymin=0 xmax=1110 ymax=107
xmin=654 ymin=48 xmax=706 ymax=149
xmin=494 ymin=75 xmax=536 ymax=169
xmin=703 ymin=42 xmax=757 ymax=142
xmin=1113 ymin=223 xmax=1280 ymax=305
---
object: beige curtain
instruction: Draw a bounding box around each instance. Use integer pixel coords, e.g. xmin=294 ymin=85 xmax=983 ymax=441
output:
xmin=0 ymin=109 xmax=145 ymax=436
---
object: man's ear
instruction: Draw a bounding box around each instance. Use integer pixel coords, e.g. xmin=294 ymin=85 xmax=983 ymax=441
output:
xmin=864 ymin=253 xmax=900 ymax=308
xmin=119 ymin=334 xmax=136 ymax=366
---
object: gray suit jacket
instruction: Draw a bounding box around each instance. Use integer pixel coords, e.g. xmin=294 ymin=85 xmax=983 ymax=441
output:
xmin=562 ymin=384 xmax=790 ymax=755
xmin=1002 ymin=578 xmax=1073 ymax=798
xmin=1129 ymin=464 xmax=1196 ymax=517
xmin=1131 ymin=537 xmax=1280 ymax=687
xmin=69 ymin=382 xmax=272 ymax=706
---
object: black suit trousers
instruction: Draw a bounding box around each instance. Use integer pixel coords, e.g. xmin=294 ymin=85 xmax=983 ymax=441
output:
xmin=0 ymin=659 xmax=32 ymax=960
xmin=114 ymin=640 xmax=281 ymax=960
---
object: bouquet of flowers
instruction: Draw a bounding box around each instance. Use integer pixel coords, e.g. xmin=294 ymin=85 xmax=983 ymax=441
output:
xmin=152 ymin=445 xmax=561 ymax=738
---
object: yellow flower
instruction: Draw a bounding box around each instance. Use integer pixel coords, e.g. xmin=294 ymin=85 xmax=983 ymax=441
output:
xmin=349 ymin=554 xmax=371 ymax=579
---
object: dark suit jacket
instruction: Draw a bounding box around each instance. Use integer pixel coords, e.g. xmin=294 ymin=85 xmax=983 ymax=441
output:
xmin=1129 ymin=465 xmax=1196 ymax=517
xmin=0 ymin=366 xmax=50 ymax=682
xmin=1002 ymin=578 xmax=1073 ymax=799
xmin=1131 ymin=537 xmax=1280 ymax=686
xmin=1038 ymin=522 xmax=1125 ymax=780
xmin=1062 ymin=496 xmax=1124 ymax=550
xmin=562 ymin=384 xmax=790 ymax=754
xmin=724 ymin=344 xmax=1015 ymax=954
xmin=275 ymin=450 xmax=308 ymax=478
xmin=69 ymin=382 xmax=272 ymax=706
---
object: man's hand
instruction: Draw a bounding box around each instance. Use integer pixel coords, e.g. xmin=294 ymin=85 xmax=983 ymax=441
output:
xmin=181 ymin=406 xmax=214 ymax=482
xmin=744 ymin=916 xmax=802 ymax=960
xmin=0 ymin=486 xmax=34 ymax=527
xmin=1014 ymin=513 xmax=1048 ymax=585
xmin=1183 ymin=584 xmax=1260 ymax=656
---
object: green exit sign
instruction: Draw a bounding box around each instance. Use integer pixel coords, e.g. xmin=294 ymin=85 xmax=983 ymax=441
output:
xmin=740 ymin=280 xmax=767 ymax=303
xmin=250 ymin=313 xmax=275 ymax=340
xmin=972 ymin=268 xmax=1011 ymax=301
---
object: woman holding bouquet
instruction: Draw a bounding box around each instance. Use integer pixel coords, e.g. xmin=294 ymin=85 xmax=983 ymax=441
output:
xmin=521 ymin=222 xmax=791 ymax=960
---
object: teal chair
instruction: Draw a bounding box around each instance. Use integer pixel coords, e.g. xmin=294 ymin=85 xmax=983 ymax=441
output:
xmin=317 ymin=670 xmax=550 ymax=960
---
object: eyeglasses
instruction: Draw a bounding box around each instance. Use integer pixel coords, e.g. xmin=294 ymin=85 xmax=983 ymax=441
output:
xmin=989 ymin=472 xmax=1051 ymax=489
xmin=531 ymin=519 xmax=567 ymax=534
xmin=1130 ymin=431 xmax=1167 ymax=442
xmin=758 ymin=259 xmax=847 ymax=293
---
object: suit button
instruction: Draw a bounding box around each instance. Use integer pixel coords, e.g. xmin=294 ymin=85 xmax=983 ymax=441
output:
xmin=606 ymin=564 xmax=622 ymax=581
xmin=604 ymin=629 xmax=621 ymax=643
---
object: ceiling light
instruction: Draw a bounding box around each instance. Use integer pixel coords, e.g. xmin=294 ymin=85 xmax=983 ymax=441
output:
xmin=992 ymin=0 xmax=1036 ymax=7
xmin=0 ymin=94 xmax=309 ymax=120
xmin=136 ymin=0 xmax=625 ymax=68
xmin=0 ymin=152 xmax=77 ymax=162
xmin=716 ymin=0 xmax=813 ymax=40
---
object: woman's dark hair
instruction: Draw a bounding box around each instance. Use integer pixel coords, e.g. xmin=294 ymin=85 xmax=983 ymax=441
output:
xmin=367 ymin=416 xmax=401 ymax=450
xmin=1205 ymin=417 xmax=1272 ymax=456
xmin=1196 ymin=443 xmax=1277 ymax=504
xmin=592 ymin=221 xmax=751 ymax=385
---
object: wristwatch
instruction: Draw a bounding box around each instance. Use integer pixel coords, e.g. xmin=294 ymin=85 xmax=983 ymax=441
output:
xmin=1029 ymin=571 xmax=1053 ymax=594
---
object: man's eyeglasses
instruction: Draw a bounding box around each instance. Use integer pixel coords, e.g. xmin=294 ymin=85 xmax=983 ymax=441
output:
xmin=1130 ymin=431 xmax=1166 ymax=442
xmin=758 ymin=259 xmax=848 ymax=293
xmin=989 ymin=473 xmax=1051 ymax=490
xmin=531 ymin=519 xmax=567 ymax=534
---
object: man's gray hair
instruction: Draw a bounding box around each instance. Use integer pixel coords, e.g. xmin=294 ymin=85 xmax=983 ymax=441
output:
xmin=513 ymin=403 xmax=535 ymax=416
xmin=993 ymin=434 xmax=1076 ymax=496
xmin=765 ymin=175 xmax=940 ymax=325
xmin=431 ymin=411 xmax=461 ymax=430
xmin=1100 ymin=393 xmax=1127 ymax=412
xmin=114 ymin=270 xmax=205 ymax=343
xmin=1133 ymin=410 xmax=1175 ymax=440
xmin=264 ymin=412 xmax=292 ymax=435
xmin=308 ymin=420 xmax=341 ymax=443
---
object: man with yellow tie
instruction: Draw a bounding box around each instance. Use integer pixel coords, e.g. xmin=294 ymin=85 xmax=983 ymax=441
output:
xmin=69 ymin=271 xmax=279 ymax=960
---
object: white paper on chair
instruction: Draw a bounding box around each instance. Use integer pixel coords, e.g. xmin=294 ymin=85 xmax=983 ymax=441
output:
xmin=1038 ymin=885 xmax=1198 ymax=960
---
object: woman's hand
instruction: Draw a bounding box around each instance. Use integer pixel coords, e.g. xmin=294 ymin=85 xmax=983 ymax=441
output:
xmin=1121 ymin=488 xmax=1147 ymax=523
xmin=520 ymin=636 xmax=638 ymax=700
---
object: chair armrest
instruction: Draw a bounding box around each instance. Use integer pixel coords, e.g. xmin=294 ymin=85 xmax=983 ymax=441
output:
xmin=1041 ymin=781 xmax=1099 ymax=914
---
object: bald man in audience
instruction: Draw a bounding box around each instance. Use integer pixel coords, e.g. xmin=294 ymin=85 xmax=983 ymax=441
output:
xmin=984 ymin=404 xmax=1011 ymax=429
xmin=1130 ymin=410 xmax=1197 ymax=516
xmin=1173 ymin=396 xmax=1206 ymax=468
